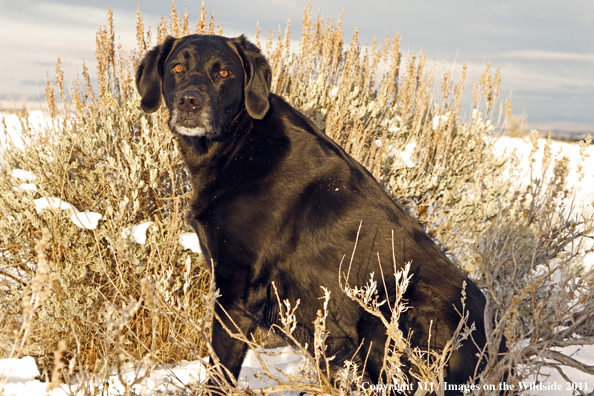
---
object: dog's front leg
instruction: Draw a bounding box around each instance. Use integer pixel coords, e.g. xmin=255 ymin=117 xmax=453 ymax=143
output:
xmin=208 ymin=302 xmax=254 ymax=388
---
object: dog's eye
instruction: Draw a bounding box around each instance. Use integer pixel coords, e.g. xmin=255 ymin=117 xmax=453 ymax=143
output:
xmin=173 ymin=64 xmax=184 ymax=74
xmin=218 ymin=69 xmax=229 ymax=78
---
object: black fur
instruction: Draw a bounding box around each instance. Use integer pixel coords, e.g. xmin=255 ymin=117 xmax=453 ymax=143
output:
xmin=136 ymin=34 xmax=492 ymax=394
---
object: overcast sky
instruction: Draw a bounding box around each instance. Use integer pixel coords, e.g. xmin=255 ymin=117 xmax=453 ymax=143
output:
xmin=1 ymin=0 xmax=593 ymax=129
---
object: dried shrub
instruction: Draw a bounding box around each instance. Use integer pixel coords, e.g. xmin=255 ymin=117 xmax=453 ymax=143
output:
xmin=473 ymin=132 xmax=594 ymax=393
xmin=0 ymin=4 xmax=213 ymax=379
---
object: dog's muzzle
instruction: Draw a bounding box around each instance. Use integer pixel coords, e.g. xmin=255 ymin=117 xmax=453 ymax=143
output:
xmin=171 ymin=90 xmax=210 ymax=137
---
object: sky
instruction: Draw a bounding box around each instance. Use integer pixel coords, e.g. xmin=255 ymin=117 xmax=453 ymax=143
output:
xmin=1 ymin=0 xmax=593 ymax=133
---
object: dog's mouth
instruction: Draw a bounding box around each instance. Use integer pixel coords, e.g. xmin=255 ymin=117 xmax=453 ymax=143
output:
xmin=169 ymin=111 xmax=212 ymax=137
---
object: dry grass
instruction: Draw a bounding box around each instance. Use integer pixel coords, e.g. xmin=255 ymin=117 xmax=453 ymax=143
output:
xmin=1 ymin=5 xmax=211 ymax=379
xmin=1 ymin=2 xmax=593 ymax=395
xmin=505 ymin=115 xmax=529 ymax=138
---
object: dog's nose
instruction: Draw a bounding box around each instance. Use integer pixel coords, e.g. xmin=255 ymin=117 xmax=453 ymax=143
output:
xmin=176 ymin=91 xmax=203 ymax=111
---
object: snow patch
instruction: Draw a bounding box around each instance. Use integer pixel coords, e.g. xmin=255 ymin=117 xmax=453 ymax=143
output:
xmin=0 ymin=356 xmax=40 ymax=383
xmin=432 ymin=114 xmax=448 ymax=129
xmin=11 ymin=169 xmax=37 ymax=182
xmin=238 ymin=347 xmax=307 ymax=394
xmin=0 ymin=349 xmax=308 ymax=396
xmin=14 ymin=183 xmax=38 ymax=192
xmin=122 ymin=221 xmax=155 ymax=244
xmin=401 ymin=142 xmax=417 ymax=168
xmin=34 ymin=197 xmax=102 ymax=230
xmin=179 ymin=232 xmax=202 ymax=254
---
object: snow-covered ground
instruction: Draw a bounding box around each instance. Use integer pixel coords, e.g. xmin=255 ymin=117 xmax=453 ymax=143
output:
xmin=494 ymin=135 xmax=594 ymax=271
xmin=0 ymin=348 xmax=307 ymax=396
xmin=0 ymin=111 xmax=48 ymax=151
xmin=1 ymin=111 xmax=593 ymax=394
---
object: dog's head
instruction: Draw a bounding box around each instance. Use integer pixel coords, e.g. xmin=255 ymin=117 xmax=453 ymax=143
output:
xmin=135 ymin=34 xmax=271 ymax=139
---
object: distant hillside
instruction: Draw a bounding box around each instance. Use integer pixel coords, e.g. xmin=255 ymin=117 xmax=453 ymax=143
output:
xmin=528 ymin=121 xmax=594 ymax=141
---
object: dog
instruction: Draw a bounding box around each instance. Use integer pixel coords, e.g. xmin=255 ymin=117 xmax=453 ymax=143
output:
xmin=136 ymin=34 xmax=491 ymax=393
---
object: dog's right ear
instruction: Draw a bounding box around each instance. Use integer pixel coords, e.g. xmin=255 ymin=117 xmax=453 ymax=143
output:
xmin=135 ymin=36 xmax=177 ymax=113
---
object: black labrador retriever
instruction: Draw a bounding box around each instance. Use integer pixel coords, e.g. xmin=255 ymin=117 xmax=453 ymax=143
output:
xmin=136 ymin=34 xmax=490 ymax=392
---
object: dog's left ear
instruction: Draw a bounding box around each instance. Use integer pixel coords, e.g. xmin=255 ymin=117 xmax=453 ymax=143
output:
xmin=228 ymin=35 xmax=272 ymax=120
xmin=135 ymin=36 xmax=178 ymax=113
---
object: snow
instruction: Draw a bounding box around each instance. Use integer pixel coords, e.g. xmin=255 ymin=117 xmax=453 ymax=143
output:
xmin=495 ymin=135 xmax=594 ymax=215
xmin=179 ymin=232 xmax=202 ymax=254
xmin=0 ymin=348 xmax=305 ymax=396
xmin=122 ymin=221 xmax=155 ymax=245
xmin=34 ymin=197 xmax=102 ymax=230
xmin=0 ymin=357 xmax=40 ymax=383
xmin=238 ymin=348 xmax=307 ymax=393
xmin=1 ymin=112 xmax=594 ymax=394
xmin=432 ymin=113 xmax=449 ymax=130
xmin=495 ymin=135 xmax=594 ymax=270
xmin=1 ymin=111 xmax=49 ymax=150
xmin=0 ymin=357 xmax=208 ymax=396
xmin=400 ymin=142 xmax=417 ymax=168
xmin=11 ymin=169 xmax=37 ymax=182
xmin=14 ymin=183 xmax=38 ymax=192
xmin=530 ymin=345 xmax=594 ymax=396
